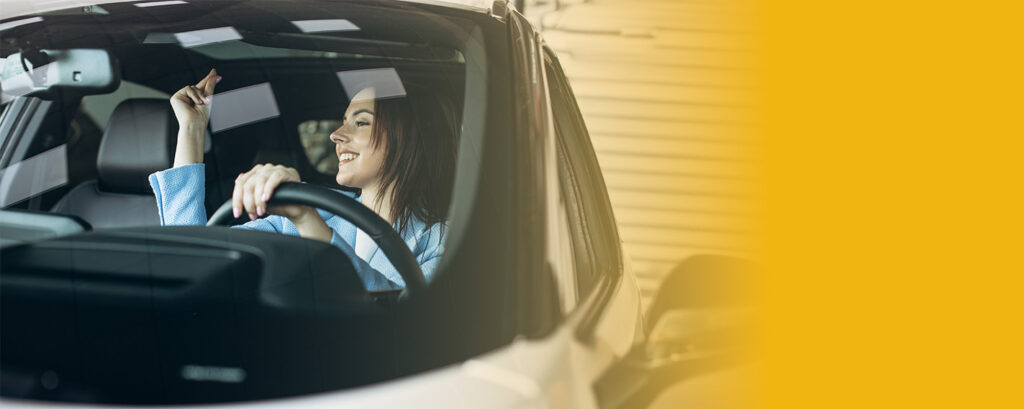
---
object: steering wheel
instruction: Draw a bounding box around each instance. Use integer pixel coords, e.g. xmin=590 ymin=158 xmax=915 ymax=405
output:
xmin=206 ymin=182 xmax=427 ymax=294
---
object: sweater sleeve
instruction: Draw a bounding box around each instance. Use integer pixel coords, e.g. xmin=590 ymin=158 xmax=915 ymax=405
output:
xmin=148 ymin=163 xmax=285 ymax=232
xmin=148 ymin=163 xmax=208 ymax=226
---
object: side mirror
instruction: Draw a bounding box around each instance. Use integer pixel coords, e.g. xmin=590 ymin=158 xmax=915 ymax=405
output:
xmin=1 ymin=48 xmax=120 ymax=102
xmin=595 ymin=254 xmax=754 ymax=409
xmin=646 ymin=254 xmax=754 ymax=329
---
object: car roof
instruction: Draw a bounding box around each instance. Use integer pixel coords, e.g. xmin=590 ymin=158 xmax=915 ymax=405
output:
xmin=0 ymin=0 xmax=507 ymax=21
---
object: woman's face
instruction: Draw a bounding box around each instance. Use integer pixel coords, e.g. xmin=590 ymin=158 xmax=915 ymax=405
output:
xmin=330 ymin=88 xmax=386 ymax=189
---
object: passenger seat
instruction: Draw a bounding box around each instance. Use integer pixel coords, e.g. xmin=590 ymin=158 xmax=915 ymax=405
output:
xmin=51 ymin=99 xmax=177 ymax=228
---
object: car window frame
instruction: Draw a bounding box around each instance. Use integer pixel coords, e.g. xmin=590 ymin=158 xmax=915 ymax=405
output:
xmin=543 ymin=49 xmax=624 ymax=293
xmin=539 ymin=45 xmax=628 ymax=341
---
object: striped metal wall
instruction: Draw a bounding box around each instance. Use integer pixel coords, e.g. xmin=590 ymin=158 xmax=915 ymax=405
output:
xmin=528 ymin=0 xmax=753 ymax=306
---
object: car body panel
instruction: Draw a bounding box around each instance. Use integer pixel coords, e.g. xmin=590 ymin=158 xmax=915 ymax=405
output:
xmin=0 ymin=274 xmax=639 ymax=409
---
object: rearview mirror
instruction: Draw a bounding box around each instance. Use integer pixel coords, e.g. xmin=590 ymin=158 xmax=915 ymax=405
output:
xmin=1 ymin=48 xmax=120 ymax=102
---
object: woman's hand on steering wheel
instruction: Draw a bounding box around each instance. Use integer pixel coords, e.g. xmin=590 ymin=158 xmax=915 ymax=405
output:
xmin=233 ymin=165 xmax=317 ymax=225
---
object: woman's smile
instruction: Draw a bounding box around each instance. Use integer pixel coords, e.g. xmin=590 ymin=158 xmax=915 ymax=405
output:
xmin=338 ymin=151 xmax=360 ymax=166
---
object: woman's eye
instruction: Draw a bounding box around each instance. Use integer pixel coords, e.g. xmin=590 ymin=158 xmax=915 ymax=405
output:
xmin=356 ymin=121 xmax=370 ymax=127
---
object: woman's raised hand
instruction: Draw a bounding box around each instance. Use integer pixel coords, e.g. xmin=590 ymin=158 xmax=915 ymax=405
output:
xmin=170 ymin=69 xmax=221 ymax=167
xmin=170 ymin=68 xmax=221 ymax=131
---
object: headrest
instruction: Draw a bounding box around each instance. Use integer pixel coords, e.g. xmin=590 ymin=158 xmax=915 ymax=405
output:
xmin=96 ymin=99 xmax=178 ymax=193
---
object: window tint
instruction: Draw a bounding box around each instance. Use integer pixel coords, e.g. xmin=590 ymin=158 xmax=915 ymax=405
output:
xmin=545 ymin=53 xmax=622 ymax=301
xmin=549 ymin=185 xmax=580 ymax=312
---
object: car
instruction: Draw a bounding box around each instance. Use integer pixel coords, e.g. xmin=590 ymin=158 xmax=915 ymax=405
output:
xmin=0 ymin=0 xmax=750 ymax=407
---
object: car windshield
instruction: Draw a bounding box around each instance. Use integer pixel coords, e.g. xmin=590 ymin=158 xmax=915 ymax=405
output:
xmin=0 ymin=0 xmax=480 ymax=211
xmin=0 ymin=0 xmax=504 ymax=405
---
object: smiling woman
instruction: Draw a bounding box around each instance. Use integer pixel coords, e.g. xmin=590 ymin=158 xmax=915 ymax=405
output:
xmin=149 ymin=70 xmax=458 ymax=290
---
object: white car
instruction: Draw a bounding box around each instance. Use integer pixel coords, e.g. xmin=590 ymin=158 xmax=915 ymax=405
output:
xmin=0 ymin=0 xmax=749 ymax=407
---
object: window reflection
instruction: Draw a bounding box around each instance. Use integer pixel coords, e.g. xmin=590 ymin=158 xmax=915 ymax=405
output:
xmin=0 ymin=145 xmax=68 ymax=207
xmin=144 ymin=27 xmax=242 ymax=48
xmin=337 ymin=68 xmax=407 ymax=101
xmin=209 ymin=83 xmax=280 ymax=133
xmin=291 ymin=19 xmax=359 ymax=33
xmin=0 ymin=17 xmax=42 ymax=32
xmin=134 ymin=1 xmax=188 ymax=8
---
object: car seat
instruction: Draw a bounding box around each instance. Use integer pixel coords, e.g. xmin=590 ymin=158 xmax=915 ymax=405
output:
xmin=51 ymin=99 xmax=177 ymax=228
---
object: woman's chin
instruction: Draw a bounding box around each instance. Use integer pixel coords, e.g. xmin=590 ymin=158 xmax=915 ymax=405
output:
xmin=336 ymin=174 xmax=355 ymax=188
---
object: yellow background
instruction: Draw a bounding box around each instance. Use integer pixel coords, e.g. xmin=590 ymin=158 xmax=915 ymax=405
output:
xmin=757 ymin=0 xmax=1024 ymax=406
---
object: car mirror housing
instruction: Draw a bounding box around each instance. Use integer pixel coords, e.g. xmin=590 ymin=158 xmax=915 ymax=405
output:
xmin=644 ymin=254 xmax=754 ymax=365
xmin=645 ymin=254 xmax=755 ymax=333
xmin=594 ymin=255 xmax=755 ymax=409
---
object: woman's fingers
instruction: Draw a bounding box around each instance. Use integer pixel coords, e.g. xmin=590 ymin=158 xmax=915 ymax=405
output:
xmin=241 ymin=165 xmax=271 ymax=220
xmin=183 ymin=86 xmax=206 ymax=106
xmin=232 ymin=165 xmax=301 ymax=221
xmin=252 ymin=180 xmax=266 ymax=217
xmin=196 ymin=68 xmax=216 ymax=88
xmin=197 ymin=68 xmax=220 ymax=96
xmin=232 ymin=172 xmax=247 ymax=219
xmin=242 ymin=175 xmax=261 ymax=221
xmin=259 ymin=171 xmax=286 ymax=211
xmin=171 ymin=88 xmax=190 ymax=103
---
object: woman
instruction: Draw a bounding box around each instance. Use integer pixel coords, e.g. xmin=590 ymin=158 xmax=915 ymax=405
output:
xmin=148 ymin=69 xmax=457 ymax=291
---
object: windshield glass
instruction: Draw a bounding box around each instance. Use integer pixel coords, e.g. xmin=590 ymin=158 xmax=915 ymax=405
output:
xmin=1 ymin=0 xmax=476 ymax=210
xmin=0 ymin=0 xmax=495 ymax=404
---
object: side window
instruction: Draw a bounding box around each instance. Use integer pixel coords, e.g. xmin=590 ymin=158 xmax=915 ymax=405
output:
xmin=0 ymin=81 xmax=175 ymax=210
xmin=297 ymin=119 xmax=342 ymax=175
xmin=548 ymin=166 xmax=580 ymax=312
xmin=544 ymin=52 xmax=623 ymax=302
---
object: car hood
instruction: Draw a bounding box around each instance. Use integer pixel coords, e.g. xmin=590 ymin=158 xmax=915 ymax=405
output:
xmin=0 ymin=327 xmax=590 ymax=409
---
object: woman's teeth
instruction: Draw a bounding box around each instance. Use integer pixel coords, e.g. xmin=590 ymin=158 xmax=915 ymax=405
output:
xmin=339 ymin=153 xmax=359 ymax=161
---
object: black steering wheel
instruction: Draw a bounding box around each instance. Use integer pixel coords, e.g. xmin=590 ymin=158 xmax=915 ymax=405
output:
xmin=206 ymin=182 xmax=427 ymax=294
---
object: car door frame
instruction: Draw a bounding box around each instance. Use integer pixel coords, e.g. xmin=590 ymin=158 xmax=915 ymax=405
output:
xmin=507 ymin=7 xmax=646 ymax=406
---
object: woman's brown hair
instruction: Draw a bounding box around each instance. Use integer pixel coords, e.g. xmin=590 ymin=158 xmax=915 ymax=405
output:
xmin=366 ymin=89 xmax=459 ymax=235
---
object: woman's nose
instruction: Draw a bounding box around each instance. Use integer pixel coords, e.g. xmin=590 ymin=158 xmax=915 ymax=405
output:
xmin=329 ymin=126 xmax=349 ymax=143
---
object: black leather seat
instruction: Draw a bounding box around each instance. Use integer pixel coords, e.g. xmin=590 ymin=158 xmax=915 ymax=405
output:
xmin=52 ymin=99 xmax=177 ymax=228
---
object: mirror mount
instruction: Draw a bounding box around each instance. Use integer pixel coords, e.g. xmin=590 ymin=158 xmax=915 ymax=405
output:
xmin=19 ymin=47 xmax=53 ymax=76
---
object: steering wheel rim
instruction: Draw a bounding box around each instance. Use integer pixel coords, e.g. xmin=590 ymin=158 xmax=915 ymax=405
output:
xmin=206 ymin=182 xmax=427 ymax=294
